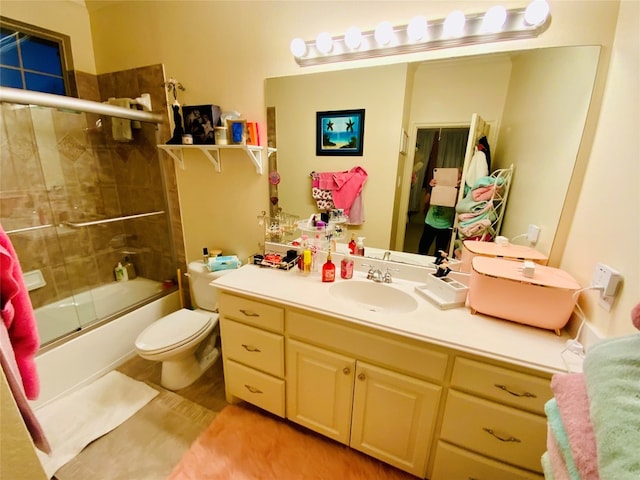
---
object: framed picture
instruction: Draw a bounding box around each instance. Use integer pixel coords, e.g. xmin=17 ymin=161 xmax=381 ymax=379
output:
xmin=182 ymin=104 xmax=221 ymax=144
xmin=316 ymin=109 xmax=365 ymax=156
xmin=226 ymin=119 xmax=247 ymax=145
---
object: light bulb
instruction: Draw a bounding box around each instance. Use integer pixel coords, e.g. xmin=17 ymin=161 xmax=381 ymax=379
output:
xmin=524 ymin=0 xmax=550 ymax=26
xmin=290 ymin=38 xmax=307 ymax=58
xmin=443 ymin=10 xmax=466 ymax=38
xmin=482 ymin=5 xmax=507 ymax=33
xmin=374 ymin=21 xmax=394 ymax=46
xmin=344 ymin=26 xmax=362 ymax=50
xmin=407 ymin=16 xmax=428 ymax=42
xmin=316 ymin=32 xmax=334 ymax=54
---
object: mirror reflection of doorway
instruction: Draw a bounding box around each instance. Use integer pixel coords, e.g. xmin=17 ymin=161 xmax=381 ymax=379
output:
xmin=404 ymin=127 xmax=469 ymax=255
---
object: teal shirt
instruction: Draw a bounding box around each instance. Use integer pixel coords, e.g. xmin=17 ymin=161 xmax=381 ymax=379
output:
xmin=425 ymin=205 xmax=455 ymax=229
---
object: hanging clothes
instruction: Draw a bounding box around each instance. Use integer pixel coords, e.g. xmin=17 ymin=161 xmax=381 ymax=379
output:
xmin=310 ymin=166 xmax=368 ymax=224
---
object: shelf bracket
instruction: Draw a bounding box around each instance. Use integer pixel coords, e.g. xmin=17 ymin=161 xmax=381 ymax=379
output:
xmin=157 ymin=145 xmax=185 ymax=170
xmin=244 ymin=146 xmax=264 ymax=174
xmin=201 ymin=148 xmax=222 ymax=172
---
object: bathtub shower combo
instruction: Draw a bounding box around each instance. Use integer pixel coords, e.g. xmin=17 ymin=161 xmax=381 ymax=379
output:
xmin=0 ymin=85 xmax=181 ymax=406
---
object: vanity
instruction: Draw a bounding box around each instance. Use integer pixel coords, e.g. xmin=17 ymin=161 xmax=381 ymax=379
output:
xmin=213 ymin=261 xmax=572 ymax=479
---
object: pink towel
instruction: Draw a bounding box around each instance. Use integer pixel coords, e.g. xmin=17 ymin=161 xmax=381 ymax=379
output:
xmin=551 ymin=373 xmax=600 ymax=480
xmin=331 ymin=166 xmax=367 ymax=219
xmin=0 ymin=224 xmax=41 ymax=400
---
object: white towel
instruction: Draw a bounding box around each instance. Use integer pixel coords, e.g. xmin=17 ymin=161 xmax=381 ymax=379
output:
xmin=108 ymin=98 xmax=133 ymax=142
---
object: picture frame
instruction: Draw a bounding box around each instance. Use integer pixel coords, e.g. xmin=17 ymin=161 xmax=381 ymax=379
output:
xmin=316 ymin=109 xmax=365 ymax=156
xmin=226 ymin=119 xmax=247 ymax=145
xmin=182 ymin=104 xmax=221 ymax=144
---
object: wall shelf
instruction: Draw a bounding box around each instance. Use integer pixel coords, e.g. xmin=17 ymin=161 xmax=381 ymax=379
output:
xmin=157 ymin=144 xmax=276 ymax=174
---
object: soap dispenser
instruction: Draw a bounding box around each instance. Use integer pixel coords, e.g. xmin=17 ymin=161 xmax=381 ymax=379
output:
xmin=114 ymin=262 xmax=128 ymax=282
xmin=355 ymin=237 xmax=365 ymax=256
xmin=348 ymin=233 xmax=357 ymax=254
xmin=322 ymin=251 xmax=336 ymax=282
xmin=340 ymin=251 xmax=354 ymax=279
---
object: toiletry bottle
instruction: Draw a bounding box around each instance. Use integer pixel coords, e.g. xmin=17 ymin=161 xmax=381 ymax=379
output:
xmin=303 ymin=246 xmax=312 ymax=276
xmin=312 ymin=233 xmax=322 ymax=272
xmin=348 ymin=233 xmax=357 ymax=254
xmin=203 ymin=247 xmax=209 ymax=263
xmin=322 ymin=251 xmax=336 ymax=282
xmin=122 ymin=256 xmax=137 ymax=279
xmin=340 ymin=251 xmax=354 ymax=279
xmin=356 ymin=237 xmax=365 ymax=256
xmin=298 ymin=235 xmax=309 ymax=272
xmin=114 ymin=262 xmax=128 ymax=282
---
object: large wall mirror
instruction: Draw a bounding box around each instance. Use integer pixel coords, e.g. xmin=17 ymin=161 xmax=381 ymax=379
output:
xmin=266 ymin=45 xmax=600 ymax=266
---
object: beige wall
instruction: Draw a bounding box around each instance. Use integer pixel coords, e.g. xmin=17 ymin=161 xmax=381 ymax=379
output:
xmin=2 ymin=1 xmax=637 ymax=335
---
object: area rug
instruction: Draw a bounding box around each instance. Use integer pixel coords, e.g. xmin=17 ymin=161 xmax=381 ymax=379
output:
xmin=35 ymin=370 xmax=158 ymax=478
xmin=167 ymin=404 xmax=417 ymax=479
xmin=55 ymin=385 xmax=217 ymax=480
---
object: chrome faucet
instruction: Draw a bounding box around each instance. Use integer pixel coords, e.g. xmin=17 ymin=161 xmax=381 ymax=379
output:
xmin=362 ymin=263 xmax=395 ymax=283
xmin=382 ymin=251 xmax=391 ymax=261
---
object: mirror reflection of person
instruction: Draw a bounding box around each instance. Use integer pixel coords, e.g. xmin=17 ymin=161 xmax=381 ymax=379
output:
xmin=418 ymin=170 xmax=461 ymax=256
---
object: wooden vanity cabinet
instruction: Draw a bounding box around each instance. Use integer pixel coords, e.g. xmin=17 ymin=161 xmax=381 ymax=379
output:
xmin=218 ymin=291 xmax=552 ymax=479
xmin=218 ymin=292 xmax=286 ymax=417
xmin=286 ymin=310 xmax=445 ymax=477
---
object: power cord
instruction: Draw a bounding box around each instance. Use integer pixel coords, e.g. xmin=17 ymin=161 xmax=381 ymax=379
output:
xmin=561 ymin=286 xmax=605 ymax=371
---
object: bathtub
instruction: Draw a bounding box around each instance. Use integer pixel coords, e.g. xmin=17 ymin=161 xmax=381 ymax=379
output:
xmin=32 ymin=280 xmax=180 ymax=408
xmin=35 ymin=277 xmax=166 ymax=345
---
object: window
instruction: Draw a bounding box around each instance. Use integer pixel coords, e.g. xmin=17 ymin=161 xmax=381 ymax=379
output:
xmin=0 ymin=17 xmax=73 ymax=95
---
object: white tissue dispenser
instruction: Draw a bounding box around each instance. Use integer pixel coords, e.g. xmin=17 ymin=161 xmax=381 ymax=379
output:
xmin=415 ymin=272 xmax=469 ymax=309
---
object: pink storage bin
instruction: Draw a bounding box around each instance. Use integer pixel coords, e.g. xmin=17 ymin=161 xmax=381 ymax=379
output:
xmin=468 ymin=256 xmax=580 ymax=334
xmin=459 ymin=240 xmax=548 ymax=273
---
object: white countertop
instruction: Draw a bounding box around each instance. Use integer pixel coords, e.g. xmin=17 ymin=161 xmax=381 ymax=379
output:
xmin=213 ymin=264 xmax=578 ymax=375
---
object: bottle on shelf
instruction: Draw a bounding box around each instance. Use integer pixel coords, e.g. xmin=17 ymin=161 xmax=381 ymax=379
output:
xmin=348 ymin=233 xmax=357 ymax=254
xmin=122 ymin=255 xmax=137 ymax=280
xmin=114 ymin=262 xmax=128 ymax=282
xmin=322 ymin=251 xmax=336 ymax=282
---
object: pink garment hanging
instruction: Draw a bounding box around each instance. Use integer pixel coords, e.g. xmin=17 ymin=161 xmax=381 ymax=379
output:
xmin=0 ymin=224 xmax=41 ymax=400
xmin=331 ymin=166 xmax=368 ymax=220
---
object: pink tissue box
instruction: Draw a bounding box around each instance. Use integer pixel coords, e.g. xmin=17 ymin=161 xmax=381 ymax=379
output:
xmin=460 ymin=240 xmax=549 ymax=273
xmin=468 ymin=257 xmax=580 ymax=333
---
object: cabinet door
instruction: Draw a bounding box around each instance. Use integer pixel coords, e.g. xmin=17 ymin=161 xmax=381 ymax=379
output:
xmin=350 ymin=361 xmax=442 ymax=477
xmin=286 ymin=339 xmax=355 ymax=445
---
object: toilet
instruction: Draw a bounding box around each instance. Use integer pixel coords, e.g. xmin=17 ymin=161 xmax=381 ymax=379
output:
xmin=135 ymin=261 xmax=231 ymax=390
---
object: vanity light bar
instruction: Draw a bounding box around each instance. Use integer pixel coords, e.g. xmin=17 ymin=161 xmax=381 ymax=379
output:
xmin=291 ymin=2 xmax=551 ymax=67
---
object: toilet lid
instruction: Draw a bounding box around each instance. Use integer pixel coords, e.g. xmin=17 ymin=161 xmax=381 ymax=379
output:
xmin=135 ymin=309 xmax=213 ymax=353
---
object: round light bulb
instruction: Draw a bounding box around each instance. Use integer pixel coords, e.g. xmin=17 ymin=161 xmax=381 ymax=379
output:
xmin=344 ymin=26 xmax=362 ymax=50
xmin=443 ymin=10 xmax=466 ymax=38
xmin=290 ymin=38 xmax=307 ymax=58
xmin=316 ymin=32 xmax=333 ymax=54
xmin=407 ymin=16 xmax=428 ymax=42
xmin=482 ymin=5 xmax=507 ymax=33
xmin=524 ymin=0 xmax=550 ymax=26
xmin=374 ymin=21 xmax=394 ymax=46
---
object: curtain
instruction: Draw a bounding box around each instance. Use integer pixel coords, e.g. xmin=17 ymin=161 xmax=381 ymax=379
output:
xmin=408 ymin=129 xmax=436 ymax=213
xmin=437 ymin=128 xmax=468 ymax=169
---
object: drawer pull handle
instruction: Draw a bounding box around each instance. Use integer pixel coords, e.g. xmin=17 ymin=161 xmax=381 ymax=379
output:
xmin=494 ymin=384 xmax=537 ymax=398
xmin=242 ymin=344 xmax=262 ymax=353
xmin=357 ymin=372 xmax=366 ymax=381
xmin=244 ymin=384 xmax=263 ymax=394
xmin=482 ymin=427 xmax=521 ymax=443
xmin=343 ymin=367 xmax=351 ymax=375
xmin=239 ymin=309 xmax=260 ymax=317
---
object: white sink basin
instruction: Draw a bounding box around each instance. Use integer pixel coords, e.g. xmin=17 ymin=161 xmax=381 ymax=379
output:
xmin=329 ymin=281 xmax=418 ymax=314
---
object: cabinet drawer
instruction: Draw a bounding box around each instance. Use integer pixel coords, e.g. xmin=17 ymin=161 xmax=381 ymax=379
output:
xmin=225 ymin=360 xmax=285 ymax=417
xmin=440 ymin=390 xmax=546 ymax=473
xmin=219 ymin=292 xmax=284 ymax=333
xmin=451 ymin=357 xmax=551 ymax=414
xmin=287 ymin=310 xmax=448 ymax=383
xmin=220 ymin=318 xmax=284 ymax=377
xmin=431 ymin=441 xmax=543 ymax=480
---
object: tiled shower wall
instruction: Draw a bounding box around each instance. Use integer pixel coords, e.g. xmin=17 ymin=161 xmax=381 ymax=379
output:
xmin=0 ymin=65 xmax=189 ymax=310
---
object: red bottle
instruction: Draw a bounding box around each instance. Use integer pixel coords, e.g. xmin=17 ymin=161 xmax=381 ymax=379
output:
xmin=322 ymin=252 xmax=336 ymax=282
xmin=348 ymin=234 xmax=356 ymax=254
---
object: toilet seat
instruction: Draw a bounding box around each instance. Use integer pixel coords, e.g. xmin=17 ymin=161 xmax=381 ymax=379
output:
xmin=135 ymin=309 xmax=217 ymax=355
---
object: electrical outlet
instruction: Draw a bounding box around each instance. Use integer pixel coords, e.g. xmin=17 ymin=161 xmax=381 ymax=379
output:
xmin=591 ymin=263 xmax=622 ymax=311
xmin=527 ymin=224 xmax=540 ymax=244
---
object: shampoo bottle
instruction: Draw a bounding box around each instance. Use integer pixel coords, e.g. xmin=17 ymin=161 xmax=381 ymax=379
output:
xmin=322 ymin=252 xmax=336 ymax=282
xmin=122 ymin=256 xmax=137 ymax=279
xmin=340 ymin=252 xmax=354 ymax=279
xmin=114 ymin=262 xmax=128 ymax=282
xmin=355 ymin=237 xmax=365 ymax=256
xmin=298 ymin=235 xmax=309 ymax=272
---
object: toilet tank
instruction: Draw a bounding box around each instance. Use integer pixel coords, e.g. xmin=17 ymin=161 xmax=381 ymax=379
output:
xmin=187 ymin=261 xmax=231 ymax=311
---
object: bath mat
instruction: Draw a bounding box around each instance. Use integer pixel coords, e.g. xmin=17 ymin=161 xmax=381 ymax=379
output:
xmin=54 ymin=386 xmax=216 ymax=480
xmin=35 ymin=370 xmax=158 ymax=478
xmin=167 ymin=404 xmax=417 ymax=479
